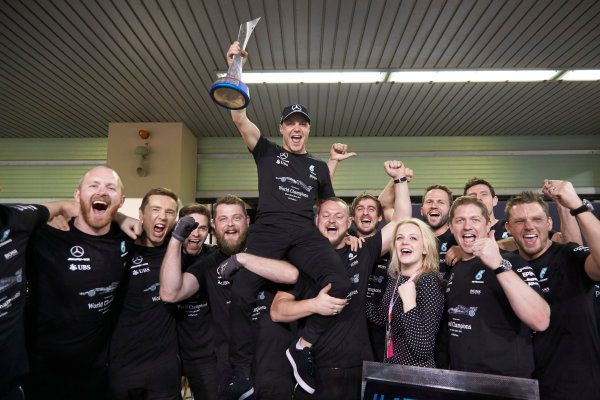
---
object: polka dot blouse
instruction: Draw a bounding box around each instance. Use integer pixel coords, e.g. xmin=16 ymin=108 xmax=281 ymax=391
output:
xmin=366 ymin=272 xmax=445 ymax=367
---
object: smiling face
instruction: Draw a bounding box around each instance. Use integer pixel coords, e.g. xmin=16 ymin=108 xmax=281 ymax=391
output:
xmin=466 ymin=183 xmax=497 ymax=218
xmin=394 ymin=222 xmax=426 ymax=271
xmin=139 ymin=194 xmax=178 ymax=247
xmin=212 ymin=203 xmax=249 ymax=255
xmin=506 ymin=202 xmax=553 ymax=260
xmin=279 ymin=113 xmax=310 ymax=154
xmin=74 ymin=166 xmax=125 ymax=235
xmin=182 ymin=213 xmax=210 ymax=256
xmin=315 ymin=200 xmax=352 ymax=249
xmin=450 ymin=203 xmax=491 ymax=260
xmin=352 ymin=197 xmax=382 ymax=238
xmin=421 ymin=189 xmax=451 ymax=232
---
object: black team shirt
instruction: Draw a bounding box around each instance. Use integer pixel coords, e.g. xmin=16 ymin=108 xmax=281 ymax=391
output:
xmin=491 ymin=219 xmax=510 ymax=240
xmin=522 ymin=242 xmax=600 ymax=400
xmin=0 ymin=204 xmax=49 ymax=391
xmin=176 ymin=244 xmax=216 ymax=362
xmin=287 ymin=232 xmax=382 ymax=369
xmin=436 ymin=228 xmax=456 ymax=279
xmin=26 ymin=218 xmax=131 ymax=368
xmin=252 ymin=135 xmax=334 ymax=226
xmin=187 ymin=249 xmax=232 ymax=372
xmin=445 ymin=251 xmax=542 ymax=378
xmin=364 ymin=253 xmax=389 ymax=362
xmin=188 ymin=249 xmax=295 ymax=392
xmin=109 ymin=242 xmax=178 ymax=377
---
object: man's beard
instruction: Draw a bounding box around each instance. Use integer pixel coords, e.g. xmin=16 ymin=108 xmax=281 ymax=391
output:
xmin=216 ymin=229 xmax=248 ymax=255
xmin=355 ymin=225 xmax=376 ymax=237
xmin=427 ymin=213 xmax=449 ymax=230
xmin=79 ymin=198 xmax=118 ymax=230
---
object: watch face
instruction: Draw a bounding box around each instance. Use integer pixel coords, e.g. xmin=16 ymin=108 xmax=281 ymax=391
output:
xmin=495 ymin=259 xmax=512 ymax=275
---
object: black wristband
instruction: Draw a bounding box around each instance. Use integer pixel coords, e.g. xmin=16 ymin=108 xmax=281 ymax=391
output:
xmin=394 ymin=176 xmax=407 ymax=184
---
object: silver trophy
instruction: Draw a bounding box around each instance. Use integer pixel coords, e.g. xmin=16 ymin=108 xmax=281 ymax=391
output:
xmin=210 ymin=17 xmax=261 ymax=109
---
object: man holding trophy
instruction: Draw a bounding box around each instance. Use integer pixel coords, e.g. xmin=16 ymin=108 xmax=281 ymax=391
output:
xmin=217 ymin=38 xmax=353 ymax=398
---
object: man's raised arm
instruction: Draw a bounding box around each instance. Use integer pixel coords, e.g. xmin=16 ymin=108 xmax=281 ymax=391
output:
xmin=378 ymin=161 xmax=413 ymax=255
xmin=544 ymin=179 xmax=600 ymax=281
xmin=159 ymin=217 xmax=201 ymax=303
xmin=227 ymin=41 xmax=260 ymax=151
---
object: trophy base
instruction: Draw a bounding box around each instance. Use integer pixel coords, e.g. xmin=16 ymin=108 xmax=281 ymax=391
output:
xmin=210 ymin=77 xmax=250 ymax=110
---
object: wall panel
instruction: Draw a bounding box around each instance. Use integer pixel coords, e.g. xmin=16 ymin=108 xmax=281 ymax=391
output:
xmin=1 ymin=136 xmax=598 ymax=201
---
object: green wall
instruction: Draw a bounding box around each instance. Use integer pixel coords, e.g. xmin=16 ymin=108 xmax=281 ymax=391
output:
xmin=0 ymin=138 xmax=106 ymax=200
xmin=195 ymin=136 xmax=600 ymax=199
xmin=1 ymin=136 xmax=598 ymax=201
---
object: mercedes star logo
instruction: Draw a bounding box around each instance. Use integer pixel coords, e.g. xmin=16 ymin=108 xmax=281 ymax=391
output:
xmin=291 ymin=104 xmax=302 ymax=111
xmin=70 ymin=246 xmax=84 ymax=257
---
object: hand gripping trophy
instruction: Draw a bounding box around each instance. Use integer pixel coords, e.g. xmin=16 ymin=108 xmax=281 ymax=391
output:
xmin=210 ymin=17 xmax=261 ymax=109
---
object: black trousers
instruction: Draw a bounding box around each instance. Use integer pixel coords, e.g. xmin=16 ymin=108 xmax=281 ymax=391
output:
xmin=182 ymin=355 xmax=218 ymax=400
xmin=108 ymin=353 xmax=181 ymax=400
xmin=293 ymin=366 xmax=362 ymax=400
xmin=229 ymin=222 xmax=351 ymax=376
xmin=24 ymin=363 xmax=108 ymax=400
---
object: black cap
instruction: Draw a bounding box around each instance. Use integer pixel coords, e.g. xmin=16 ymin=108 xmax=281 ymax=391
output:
xmin=280 ymin=104 xmax=311 ymax=125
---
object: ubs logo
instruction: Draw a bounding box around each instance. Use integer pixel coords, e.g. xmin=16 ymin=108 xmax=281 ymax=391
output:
xmin=70 ymin=246 xmax=84 ymax=258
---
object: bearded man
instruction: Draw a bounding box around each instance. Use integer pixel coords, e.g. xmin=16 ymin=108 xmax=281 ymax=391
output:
xmin=24 ymin=166 xmax=133 ymax=400
xmin=160 ymin=194 xmax=298 ymax=399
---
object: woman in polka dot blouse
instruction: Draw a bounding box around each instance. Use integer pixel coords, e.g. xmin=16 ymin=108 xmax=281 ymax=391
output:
xmin=366 ymin=217 xmax=445 ymax=367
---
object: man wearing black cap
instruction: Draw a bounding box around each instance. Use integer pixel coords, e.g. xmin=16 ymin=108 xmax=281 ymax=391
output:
xmin=219 ymin=42 xmax=354 ymax=398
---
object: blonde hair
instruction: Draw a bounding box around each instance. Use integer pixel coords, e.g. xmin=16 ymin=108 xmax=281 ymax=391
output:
xmin=387 ymin=217 xmax=440 ymax=282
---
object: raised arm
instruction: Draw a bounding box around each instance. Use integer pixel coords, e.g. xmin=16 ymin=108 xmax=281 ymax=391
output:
xmin=159 ymin=217 xmax=201 ymax=303
xmin=379 ymin=161 xmax=413 ymax=255
xmin=541 ymin=183 xmax=583 ymax=245
xmin=544 ymin=179 xmax=600 ymax=280
xmin=378 ymin=167 xmax=414 ymax=223
xmin=474 ymin=230 xmax=550 ymax=331
xmin=227 ymin=41 xmax=260 ymax=150
xmin=327 ymin=142 xmax=356 ymax=183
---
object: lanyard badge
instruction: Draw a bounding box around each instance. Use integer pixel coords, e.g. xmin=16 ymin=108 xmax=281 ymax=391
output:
xmin=385 ymin=269 xmax=422 ymax=360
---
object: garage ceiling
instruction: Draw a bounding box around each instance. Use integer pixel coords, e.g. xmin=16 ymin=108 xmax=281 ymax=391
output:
xmin=1 ymin=0 xmax=599 ymax=139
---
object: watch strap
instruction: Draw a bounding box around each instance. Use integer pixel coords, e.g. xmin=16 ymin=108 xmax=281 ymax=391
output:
xmin=494 ymin=259 xmax=512 ymax=275
xmin=570 ymin=199 xmax=593 ymax=216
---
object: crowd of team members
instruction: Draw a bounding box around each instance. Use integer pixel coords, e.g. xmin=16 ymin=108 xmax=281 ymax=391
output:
xmin=2 ymin=162 xmax=599 ymax=400
xmin=0 ymin=41 xmax=598 ymax=400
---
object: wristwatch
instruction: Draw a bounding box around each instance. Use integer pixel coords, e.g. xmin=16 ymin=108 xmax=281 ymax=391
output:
xmin=394 ymin=176 xmax=407 ymax=184
xmin=570 ymin=199 xmax=594 ymax=216
xmin=494 ymin=259 xmax=512 ymax=275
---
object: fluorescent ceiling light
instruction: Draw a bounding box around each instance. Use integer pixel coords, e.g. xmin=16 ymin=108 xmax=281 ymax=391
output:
xmin=560 ymin=69 xmax=600 ymax=81
xmin=218 ymin=71 xmax=386 ymax=83
xmin=388 ymin=70 xmax=560 ymax=82
xmin=216 ymin=69 xmax=599 ymax=83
